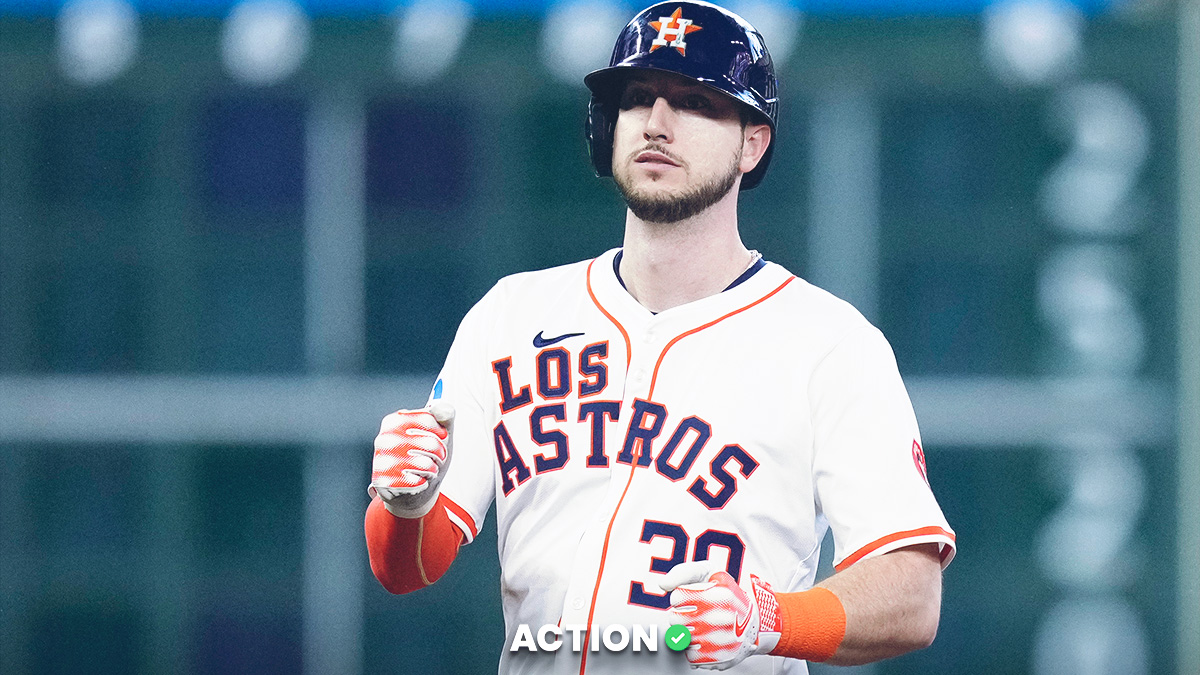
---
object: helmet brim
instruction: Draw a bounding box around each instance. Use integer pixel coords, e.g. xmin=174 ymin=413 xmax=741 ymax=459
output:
xmin=584 ymin=63 xmax=775 ymax=131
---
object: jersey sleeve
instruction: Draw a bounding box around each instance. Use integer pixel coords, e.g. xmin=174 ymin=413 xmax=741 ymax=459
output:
xmin=809 ymin=324 xmax=956 ymax=571
xmin=424 ymin=282 xmax=506 ymax=544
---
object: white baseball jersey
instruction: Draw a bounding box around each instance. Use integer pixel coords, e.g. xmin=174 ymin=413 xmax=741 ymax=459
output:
xmin=428 ymin=248 xmax=956 ymax=675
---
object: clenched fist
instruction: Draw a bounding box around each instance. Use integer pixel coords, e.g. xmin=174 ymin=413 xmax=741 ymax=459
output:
xmin=368 ymin=402 xmax=455 ymax=518
xmin=660 ymin=561 xmax=782 ymax=670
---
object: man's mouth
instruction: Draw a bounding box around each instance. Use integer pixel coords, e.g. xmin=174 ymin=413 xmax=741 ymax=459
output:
xmin=634 ymin=150 xmax=680 ymax=167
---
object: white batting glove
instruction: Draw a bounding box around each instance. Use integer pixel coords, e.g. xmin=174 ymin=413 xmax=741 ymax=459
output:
xmin=367 ymin=402 xmax=455 ymax=519
xmin=661 ymin=561 xmax=782 ymax=670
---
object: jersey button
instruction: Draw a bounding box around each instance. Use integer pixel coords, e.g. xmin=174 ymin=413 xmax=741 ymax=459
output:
xmin=571 ymin=597 xmax=585 ymax=610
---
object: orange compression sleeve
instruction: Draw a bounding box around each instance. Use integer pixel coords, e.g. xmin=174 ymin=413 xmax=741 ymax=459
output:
xmin=770 ymin=586 xmax=848 ymax=663
xmin=365 ymin=494 xmax=464 ymax=594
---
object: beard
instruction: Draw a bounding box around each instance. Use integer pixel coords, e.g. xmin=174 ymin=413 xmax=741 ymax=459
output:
xmin=614 ymin=146 xmax=742 ymax=224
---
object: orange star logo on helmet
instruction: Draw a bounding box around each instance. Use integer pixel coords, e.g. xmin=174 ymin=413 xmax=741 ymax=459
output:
xmin=649 ymin=7 xmax=703 ymax=56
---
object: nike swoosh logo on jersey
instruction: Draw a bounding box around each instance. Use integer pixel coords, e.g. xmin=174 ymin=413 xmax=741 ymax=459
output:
xmin=533 ymin=331 xmax=584 ymax=348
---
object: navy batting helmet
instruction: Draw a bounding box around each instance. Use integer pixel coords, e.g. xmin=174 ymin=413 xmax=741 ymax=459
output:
xmin=584 ymin=1 xmax=779 ymax=190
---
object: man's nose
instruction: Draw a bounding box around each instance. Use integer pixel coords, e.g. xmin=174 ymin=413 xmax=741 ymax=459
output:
xmin=643 ymin=97 xmax=675 ymax=143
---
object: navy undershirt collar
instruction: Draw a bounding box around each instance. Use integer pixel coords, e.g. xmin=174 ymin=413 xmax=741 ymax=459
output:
xmin=612 ymin=249 xmax=767 ymax=313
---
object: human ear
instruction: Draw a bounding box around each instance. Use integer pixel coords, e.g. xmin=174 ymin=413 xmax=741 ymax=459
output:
xmin=739 ymin=123 xmax=772 ymax=174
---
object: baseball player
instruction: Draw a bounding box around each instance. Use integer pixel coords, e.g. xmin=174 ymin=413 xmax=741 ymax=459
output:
xmin=365 ymin=2 xmax=956 ymax=673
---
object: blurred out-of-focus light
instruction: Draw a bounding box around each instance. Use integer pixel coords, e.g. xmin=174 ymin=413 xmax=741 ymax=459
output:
xmin=1037 ymin=245 xmax=1146 ymax=375
xmin=392 ymin=0 xmax=475 ymax=83
xmin=728 ymin=0 xmax=802 ymax=67
xmin=1040 ymin=83 xmax=1151 ymax=234
xmin=1034 ymin=436 xmax=1145 ymax=589
xmin=983 ymin=0 xmax=1082 ymax=85
xmin=541 ymin=0 xmax=628 ymax=87
xmin=1033 ymin=597 xmax=1148 ymax=675
xmin=221 ymin=0 xmax=311 ymax=86
xmin=57 ymin=0 xmax=139 ymax=86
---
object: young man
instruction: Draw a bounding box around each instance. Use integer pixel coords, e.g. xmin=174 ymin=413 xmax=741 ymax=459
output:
xmin=365 ymin=2 xmax=956 ymax=673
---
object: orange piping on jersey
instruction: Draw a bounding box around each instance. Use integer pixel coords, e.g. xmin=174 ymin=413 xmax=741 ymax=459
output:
xmin=577 ymin=274 xmax=797 ymax=675
xmin=833 ymin=526 xmax=957 ymax=572
xmin=586 ymin=257 xmax=633 ymax=370
xmin=647 ymin=276 xmax=796 ymax=398
xmin=442 ymin=494 xmax=479 ymax=539
xmin=578 ymin=457 xmax=640 ymax=672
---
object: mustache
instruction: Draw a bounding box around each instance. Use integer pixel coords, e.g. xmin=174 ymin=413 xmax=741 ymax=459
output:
xmin=629 ymin=143 xmax=685 ymax=167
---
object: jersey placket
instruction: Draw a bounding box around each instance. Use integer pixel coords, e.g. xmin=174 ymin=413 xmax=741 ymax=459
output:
xmin=553 ymin=274 xmax=664 ymax=656
xmin=557 ymin=312 xmax=685 ymax=674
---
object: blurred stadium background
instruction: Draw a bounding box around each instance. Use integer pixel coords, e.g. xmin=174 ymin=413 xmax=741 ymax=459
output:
xmin=0 ymin=0 xmax=1197 ymax=672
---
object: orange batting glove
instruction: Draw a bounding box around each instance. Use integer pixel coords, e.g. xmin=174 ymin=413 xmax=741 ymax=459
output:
xmin=661 ymin=561 xmax=782 ymax=670
xmin=368 ymin=402 xmax=455 ymax=519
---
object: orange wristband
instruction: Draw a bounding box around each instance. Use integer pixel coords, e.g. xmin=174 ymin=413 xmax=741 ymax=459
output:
xmin=770 ymin=586 xmax=847 ymax=662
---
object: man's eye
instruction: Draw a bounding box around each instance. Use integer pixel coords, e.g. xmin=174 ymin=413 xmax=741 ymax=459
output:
xmin=685 ymin=96 xmax=710 ymax=110
xmin=622 ymin=89 xmax=653 ymax=108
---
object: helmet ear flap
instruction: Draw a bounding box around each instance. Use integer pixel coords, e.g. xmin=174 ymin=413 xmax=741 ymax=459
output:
xmin=585 ymin=96 xmax=618 ymax=178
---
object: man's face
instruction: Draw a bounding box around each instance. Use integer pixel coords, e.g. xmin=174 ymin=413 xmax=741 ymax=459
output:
xmin=610 ymin=70 xmax=760 ymax=223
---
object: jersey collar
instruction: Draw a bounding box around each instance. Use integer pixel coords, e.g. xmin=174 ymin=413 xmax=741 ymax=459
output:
xmin=588 ymin=247 xmax=793 ymax=334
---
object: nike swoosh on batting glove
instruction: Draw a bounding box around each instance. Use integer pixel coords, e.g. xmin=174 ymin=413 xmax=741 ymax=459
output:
xmin=661 ymin=560 xmax=782 ymax=671
xmin=368 ymin=402 xmax=455 ymax=519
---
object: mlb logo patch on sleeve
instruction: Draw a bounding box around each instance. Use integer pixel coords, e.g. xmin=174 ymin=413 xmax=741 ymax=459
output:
xmin=912 ymin=440 xmax=929 ymax=486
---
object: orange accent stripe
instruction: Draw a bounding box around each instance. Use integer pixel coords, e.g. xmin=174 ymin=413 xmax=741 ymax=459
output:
xmin=578 ymin=466 xmax=640 ymax=673
xmin=577 ymin=255 xmax=638 ymax=674
xmin=585 ymin=257 xmax=633 ymax=370
xmin=578 ymin=275 xmax=797 ymax=675
xmin=441 ymin=495 xmax=478 ymax=539
xmin=415 ymin=517 xmax=432 ymax=586
xmin=834 ymin=526 xmax=957 ymax=572
xmin=647 ymin=276 xmax=796 ymax=398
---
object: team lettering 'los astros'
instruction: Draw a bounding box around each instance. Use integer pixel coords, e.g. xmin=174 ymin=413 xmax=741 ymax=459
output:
xmin=486 ymin=340 xmax=760 ymax=510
